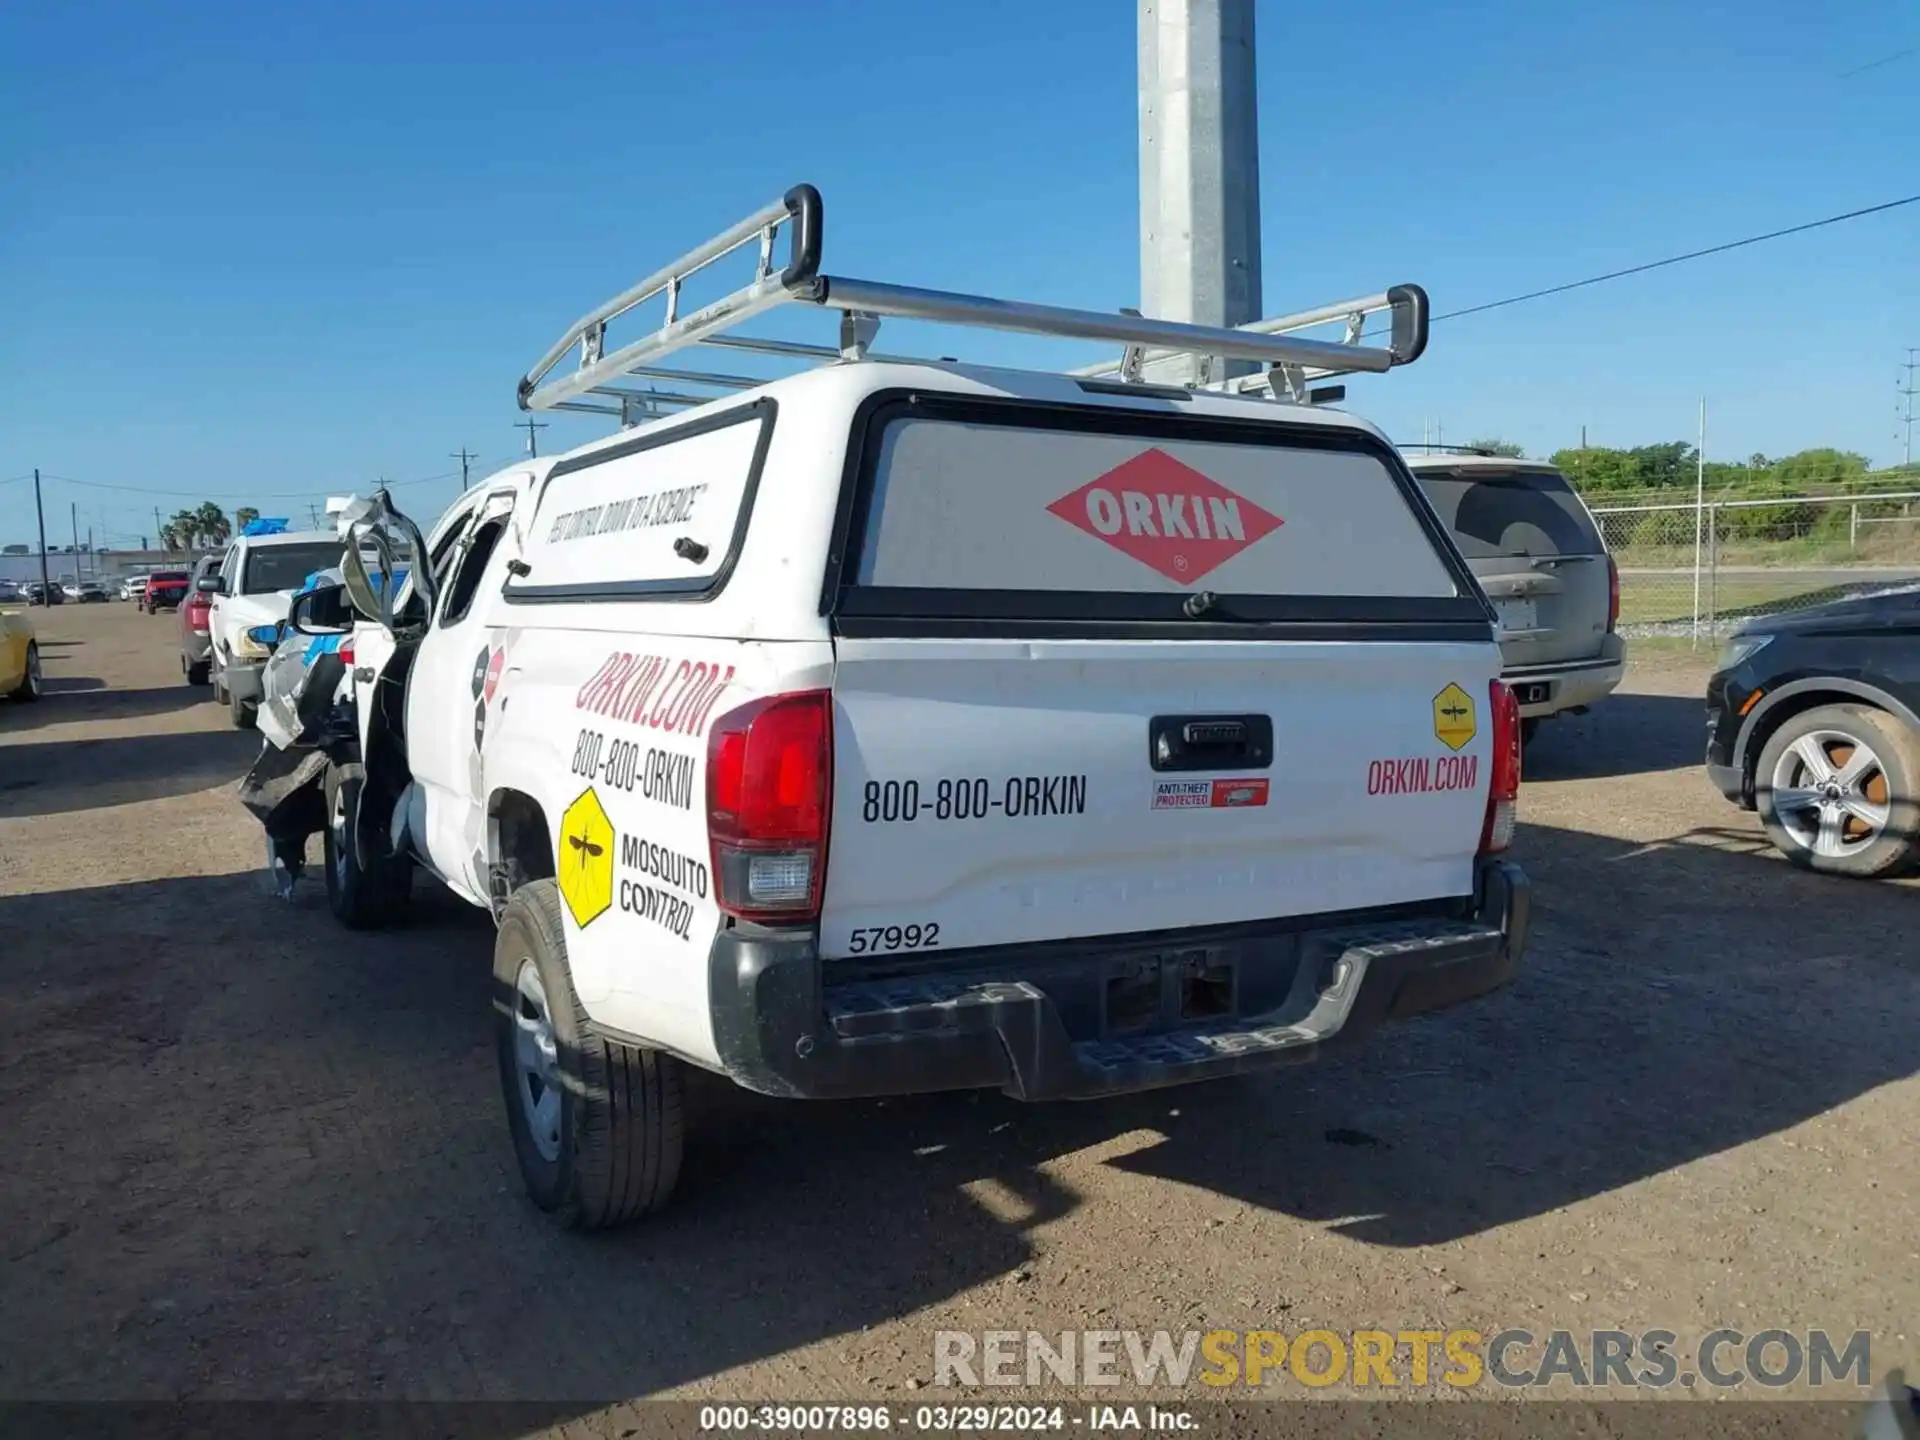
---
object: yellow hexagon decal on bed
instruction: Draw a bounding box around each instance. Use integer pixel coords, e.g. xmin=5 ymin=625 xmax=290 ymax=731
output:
xmin=557 ymin=788 xmax=615 ymax=929
xmin=1432 ymin=682 xmax=1477 ymax=753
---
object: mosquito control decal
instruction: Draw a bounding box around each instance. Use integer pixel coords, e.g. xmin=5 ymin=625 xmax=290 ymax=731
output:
xmin=1432 ymin=682 xmax=1477 ymax=753
xmin=1047 ymin=448 xmax=1284 ymax=584
xmin=558 ymin=788 xmax=615 ymax=929
xmin=615 ymin=833 xmax=708 ymax=941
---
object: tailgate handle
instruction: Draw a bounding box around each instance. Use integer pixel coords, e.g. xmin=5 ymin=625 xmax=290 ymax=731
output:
xmin=1185 ymin=721 xmax=1245 ymax=746
xmin=1150 ymin=714 xmax=1274 ymax=773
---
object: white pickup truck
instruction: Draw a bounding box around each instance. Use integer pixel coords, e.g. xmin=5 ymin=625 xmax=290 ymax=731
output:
xmin=305 ymin=186 xmax=1529 ymax=1231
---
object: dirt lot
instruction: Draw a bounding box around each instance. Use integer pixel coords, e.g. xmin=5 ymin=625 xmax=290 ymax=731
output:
xmin=1 ymin=604 xmax=1914 ymax=1421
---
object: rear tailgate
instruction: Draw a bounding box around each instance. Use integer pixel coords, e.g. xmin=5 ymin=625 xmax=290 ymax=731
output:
xmin=819 ymin=395 xmax=1500 ymax=959
xmin=1412 ymin=465 xmax=1611 ymax=667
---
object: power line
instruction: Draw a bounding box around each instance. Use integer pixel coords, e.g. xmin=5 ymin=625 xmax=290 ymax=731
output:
xmin=1838 ymin=46 xmax=1916 ymax=79
xmin=1354 ymin=192 xmax=1920 ymax=344
xmin=1432 ymin=193 xmax=1920 ymax=325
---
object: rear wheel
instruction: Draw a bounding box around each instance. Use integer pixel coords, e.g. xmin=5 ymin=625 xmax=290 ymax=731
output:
xmin=185 ymin=657 xmax=210 ymax=686
xmin=9 ymin=642 xmax=43 ymax=702
xmin=229 ymin=690 xmax=257 ymax=728
xmin=322 ymin=765 xmax=413 ymax=928
xmin=494 ymin=879 xmax=684 ymax=1230
xmin=1756 ymin=703 xmax=1919 ymax=879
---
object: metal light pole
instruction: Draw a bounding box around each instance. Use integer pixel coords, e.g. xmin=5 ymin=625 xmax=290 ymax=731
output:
xmin=1692 ymin=399 xmax=1706 ymax=645
xmin=1138 ymin=0 xmax=1262 ymax=384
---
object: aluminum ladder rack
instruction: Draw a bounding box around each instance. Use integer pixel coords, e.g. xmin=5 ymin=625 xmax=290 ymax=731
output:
xmin=518 ymin=184 xmax=1429 ymax=423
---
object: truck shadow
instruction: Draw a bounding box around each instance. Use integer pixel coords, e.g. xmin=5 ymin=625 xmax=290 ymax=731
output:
xmin=0 ymin=729 xmax=258 ymax=816
xmin=1101 ymin=817 xmax=1917 ymax=1245
xmin=1 ymin=682 xmax=212 ymax=734
xmin=1520 ymin=691 xmax=1703 ymax=781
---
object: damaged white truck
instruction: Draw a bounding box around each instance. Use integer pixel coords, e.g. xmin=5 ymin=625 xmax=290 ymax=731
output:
xmin=293 ymin=185 xmax=1530 ymax=1231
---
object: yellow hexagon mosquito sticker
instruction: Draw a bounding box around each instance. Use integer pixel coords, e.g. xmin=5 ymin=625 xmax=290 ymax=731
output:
xmin=557 ymin=788 xmax=615 ymax=929
xmin=1432 ymin=682 xmax=1477 ymax=753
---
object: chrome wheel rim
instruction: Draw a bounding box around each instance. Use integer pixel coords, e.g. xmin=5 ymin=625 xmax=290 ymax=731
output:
xmin=329 ymin=782 xmax=352 ymax=885
xmin=24 ymin=646 xmax=41 ymax=697
xmin=512 ymin=959 xmax=563 ymax=1163
xmin=1769 ymin=728 xmax=1891 ymax=860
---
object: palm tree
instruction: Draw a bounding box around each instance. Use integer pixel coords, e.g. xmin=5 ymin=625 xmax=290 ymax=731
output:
xmin=168 ymin=508 xmax=199 ymax=551
xmin=195 ymin=502 xmax=230 ymax=548
xmin=234 ymin=507 xmax=259 ymax=533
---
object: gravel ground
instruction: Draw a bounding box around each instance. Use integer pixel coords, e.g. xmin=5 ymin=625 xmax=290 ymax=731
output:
xmin=1 ymin=604 xmax=1913 ymax=1427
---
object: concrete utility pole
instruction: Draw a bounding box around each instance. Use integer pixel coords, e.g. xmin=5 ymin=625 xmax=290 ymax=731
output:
xmin=1137 ymin=0 xmax=1262 ymax=384
xmin=33 ymin=470 xmax=50 ymax=603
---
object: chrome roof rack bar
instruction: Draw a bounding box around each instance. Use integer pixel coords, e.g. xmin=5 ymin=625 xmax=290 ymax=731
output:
xmin=517 ymin=185 xmax=1429 ymax=418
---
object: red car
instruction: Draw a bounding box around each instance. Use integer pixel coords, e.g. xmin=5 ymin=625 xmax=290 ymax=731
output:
xmin=178 ymin=558 xmax=218 ymax=685
xmin=140 ymin=569 xmax=191 ymax=613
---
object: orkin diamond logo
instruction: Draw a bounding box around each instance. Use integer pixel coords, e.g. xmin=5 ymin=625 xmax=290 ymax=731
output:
xmin=1046 ymin=448 xmax=1284 ymax=584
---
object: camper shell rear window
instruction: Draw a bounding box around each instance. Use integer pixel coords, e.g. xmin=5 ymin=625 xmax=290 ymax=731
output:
xmin=824 ymin=394 xmax=1492 ymax=639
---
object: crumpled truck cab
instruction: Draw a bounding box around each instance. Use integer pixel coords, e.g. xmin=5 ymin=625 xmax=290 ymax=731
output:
xmin=329 ymin=183 xmax=1530 ymax=1230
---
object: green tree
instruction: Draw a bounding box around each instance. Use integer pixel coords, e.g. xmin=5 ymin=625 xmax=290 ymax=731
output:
xmin=194 ymin=502 xmax=231 ymax=548
xmin=1768 ymin=448 xmax=1870 ymax=489
xmin=234 ymin=507 xmax=260 ymax=532
xmin=1462 ymin=438 xmax=1526 ymax=459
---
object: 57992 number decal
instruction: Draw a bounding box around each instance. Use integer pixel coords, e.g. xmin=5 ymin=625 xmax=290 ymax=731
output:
xmin=846 ymin=923 xmax=941 ymax=955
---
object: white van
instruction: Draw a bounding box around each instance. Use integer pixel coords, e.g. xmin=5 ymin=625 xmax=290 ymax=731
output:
xmin=307 ymin=185 xmax=1529 ymax=1230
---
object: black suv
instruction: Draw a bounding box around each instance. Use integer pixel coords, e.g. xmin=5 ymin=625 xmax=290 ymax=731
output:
xmin=1706 ymin=586 xmax=1920 ymax=878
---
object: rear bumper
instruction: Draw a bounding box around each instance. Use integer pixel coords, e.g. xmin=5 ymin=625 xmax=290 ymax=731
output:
xmin=1501 ymin=645 xmax=1625 ymax=719
xmin=182 ymin=631 xmax=212 ymax=664
xmin=704 ymin=860 xmax=1530 ymax=1102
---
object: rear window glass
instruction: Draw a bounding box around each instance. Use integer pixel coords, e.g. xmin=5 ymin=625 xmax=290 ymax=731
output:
xmin=150 ymin=572 xmax=189 ymax=583
xmin=240 ymin=542 xmax=342 ymax=594
xmin=854 ymin=417 xmax=1459 ymax=599
xmin=1413 ymin=469 xmax=1603 ymax=559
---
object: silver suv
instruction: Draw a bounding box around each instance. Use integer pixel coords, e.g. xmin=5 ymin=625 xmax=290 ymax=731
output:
xmin=1403 ymin=452 xmax=1624 ymax=743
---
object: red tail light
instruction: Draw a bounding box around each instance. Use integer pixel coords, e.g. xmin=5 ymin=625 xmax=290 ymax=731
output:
xmin=338 ymin=641 xmax=355 ymax=666
xmin=1606 ymin=555 xmax=1620 ymax=633
xmin=706 ymin=690 xmax=833 ymax=923
xmin=1479 ymin=679 xmax=1522 ymax=855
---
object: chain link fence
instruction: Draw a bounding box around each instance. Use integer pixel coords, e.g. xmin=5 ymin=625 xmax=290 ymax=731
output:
xmin=1592 ymin=490 xmax=1920 ymax=640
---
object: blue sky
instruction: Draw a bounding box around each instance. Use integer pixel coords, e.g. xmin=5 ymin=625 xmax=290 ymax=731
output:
xmin=2 ymin=0 xmax=1916 ymax=548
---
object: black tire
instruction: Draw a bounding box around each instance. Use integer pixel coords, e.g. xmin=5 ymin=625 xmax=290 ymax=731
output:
xmin=494 ymin=879 xmax=685 ymax=1231
xmin=322 ymin=765 xmax=413 ymax=928
xmin=185 ymin=658 xmax=210 ymax=687
xmin=9 ymin=642 xmax=43 ymax=703
xmin=1755 ymin=703 xmax=1919 ymax=880
xmin=229 ymin=690 xmax=257 ymax=729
